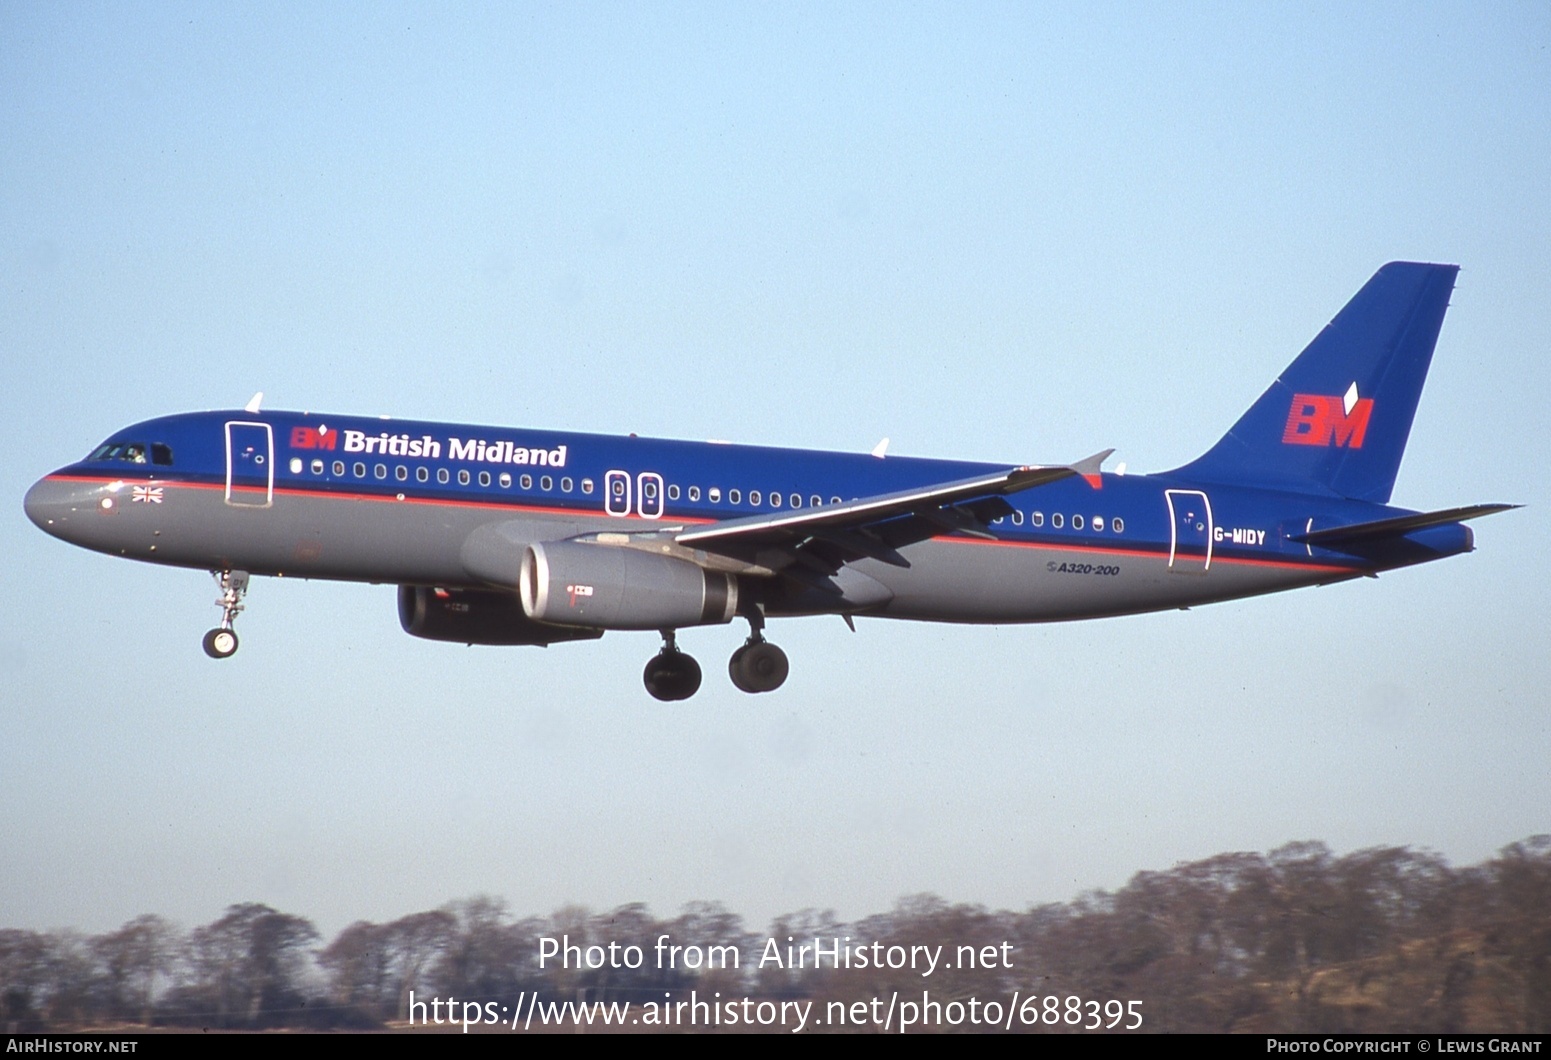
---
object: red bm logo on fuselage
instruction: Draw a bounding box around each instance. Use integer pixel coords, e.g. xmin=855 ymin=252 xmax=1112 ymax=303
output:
xmin=1282 ymin=393 xmax=1373 ymax=448
xmin=289 ymin=426 xmax=338 ymax=450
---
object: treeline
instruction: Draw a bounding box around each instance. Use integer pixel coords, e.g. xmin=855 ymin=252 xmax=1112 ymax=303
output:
xmin=2 ymin=837 xmax=1547 ymax=1032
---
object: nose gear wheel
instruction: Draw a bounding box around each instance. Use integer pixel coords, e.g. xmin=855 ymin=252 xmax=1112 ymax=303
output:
xmin=203 ymin=569 xmax=249 ymax=660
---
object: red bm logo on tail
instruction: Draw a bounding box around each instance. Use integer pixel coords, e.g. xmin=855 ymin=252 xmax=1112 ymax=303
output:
xmin=1282 ymin=387 xmax=1373 ymax=448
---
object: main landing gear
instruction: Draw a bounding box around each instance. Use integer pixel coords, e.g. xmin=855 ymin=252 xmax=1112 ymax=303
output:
xmin=202 ymin=569 xmax=249 ymax=659
xmin=728 ymin=609 xmax=788 ymax=694
xmin=644 ymin=630 xmax=702 ymax=701
xmin=642 ymin=614 xmax=790 ymax=701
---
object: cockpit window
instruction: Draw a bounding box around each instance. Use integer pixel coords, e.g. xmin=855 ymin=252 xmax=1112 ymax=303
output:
xmin=89 ymin=443 xmax=140 ymax=463
xmin=88 ymin=441 xmax=174 ymax=466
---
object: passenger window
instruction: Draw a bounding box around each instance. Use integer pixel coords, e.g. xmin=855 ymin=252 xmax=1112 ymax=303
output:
xmin=790 ymin=493 xmax=801 ymax=508
xmin=1052 ymin=513 xmax=1064 ymax=528
xmin=541 ymin=475 xmax=553 ymax=491
xmin=478 ymin=471 xmax=491 ymax=487
xmin=749 ymin=490 xmax=761 ymax=506
xmin=396 ymin=466 xmax=408 ymax=482
xmin=499 ymin=472 xmax=511 ymax=488
xmin=521 ymin=474 xmax=533 ymax=489
xmin=581 ymin=478 xmax=594 ymax=494
xmin=770 ymin=493 xmax=781 ymax=508
xmin=1113 ymin=517 xmax=1125 ymax=533
xmin=289 ymin=458 xmax=303 ymax=474
xmin=668 ymin=484 xmax=680 ymax=500
xmin=1072 ymin=514 xmax=1084 ymax=530
xmin=810 ymin=495 xmax=822 ymax=508
xmin=688 ymin=486 xmax=701 ymax=502
xmin=418 ymin=467 xmax=429 ymax=483
xmin=333 ymin=461 xmax=345 ymax=476
xmin=1032 ymin=511 xmax=1044 ymax=527
xmin=437 ymin=468 xmax=450 ymax=485
xmin=561 ymin=477 xmax=573 ymax=492
xmin=709 ymin=487 xmax=722 ymax=503
xmin=458 ymin=470 xmax=470 ymax=486
xmin=1012 ymin=511 xmax=1024 ymax=525
xmin=729 ymin=488 xmax=742 ymax=504
xmin=1092 ymin=515 xmax=1104 ymax=531
xmin=354 ymin=462 xmax=366 ymax=478
xmin=830 ymin=497 xmax=842 ymax=506
xmin=311 ymin=459 xmax=324 ymax=475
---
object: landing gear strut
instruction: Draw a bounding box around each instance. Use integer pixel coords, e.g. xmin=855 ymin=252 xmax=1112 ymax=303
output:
xmin=643 ymin=629 xmax=702 ymax=701
xmin=729 ymin=609 xmax=788 ymax=694
xmin=203 ymin=569 xmax=249 ymax=659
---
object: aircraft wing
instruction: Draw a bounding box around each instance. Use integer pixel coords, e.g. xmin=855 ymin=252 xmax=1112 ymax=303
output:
xmin=674 ymin=450 xmax=1112 ymax=586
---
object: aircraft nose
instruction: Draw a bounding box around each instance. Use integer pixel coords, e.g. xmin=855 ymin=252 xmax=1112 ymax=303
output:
xmin=24 ymin=476 xmax=78 ymax=538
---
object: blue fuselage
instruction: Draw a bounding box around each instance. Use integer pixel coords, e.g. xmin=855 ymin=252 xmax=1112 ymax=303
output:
xmin=24 ymin=409 xmax=1472 ymax=626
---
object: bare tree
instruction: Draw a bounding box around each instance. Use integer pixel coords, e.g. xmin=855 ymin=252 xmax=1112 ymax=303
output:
xmin=0 ymin=929 xmax=52 ymax=1030
xmin=183 ymin=903 xmax=318 ymax=1027
xmin=318 ymin=920 xmax=394 ymax=1021
xmin=92 ymin=915 xmax=179 ymax=1025
xmin=434 ymin=897 xmax=529 ymax=1007
xmin=664 ymin=901 xmax=755 ymax=994
xmin=1486 ymin=837 xmax=1551 ymax=1031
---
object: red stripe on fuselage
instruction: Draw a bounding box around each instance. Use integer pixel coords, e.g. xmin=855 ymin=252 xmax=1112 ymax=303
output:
xmin=42 ymin=473 xmax=1362 ymax=575
xmin=933 ymin=531 xmax=1358 ymax=574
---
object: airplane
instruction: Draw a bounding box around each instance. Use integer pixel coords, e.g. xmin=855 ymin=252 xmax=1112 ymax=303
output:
xmin=24 ymin=262 xmax=1516 ymax=700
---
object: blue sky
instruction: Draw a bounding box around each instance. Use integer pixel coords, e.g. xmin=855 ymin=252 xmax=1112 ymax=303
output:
xmin=2 ymin=3 xmax=1547 ymax=940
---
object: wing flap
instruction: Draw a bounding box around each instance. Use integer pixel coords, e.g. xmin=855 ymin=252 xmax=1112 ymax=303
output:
xmin=806 ymin=527 xmax=911 ymax=568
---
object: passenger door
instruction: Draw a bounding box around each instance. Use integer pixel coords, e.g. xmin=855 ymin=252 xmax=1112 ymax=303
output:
xmin=1165 ymin=489 xmax=1213 ymax=572
xmin=225 ymin=422 xmax=274 ymax=508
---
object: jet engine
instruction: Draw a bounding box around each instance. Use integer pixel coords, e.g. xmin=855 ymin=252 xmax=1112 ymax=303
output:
xmin=398 ymin=585 xmax=603 ymax=646
xmin=519 ymin=540 xmax=738 ymax=630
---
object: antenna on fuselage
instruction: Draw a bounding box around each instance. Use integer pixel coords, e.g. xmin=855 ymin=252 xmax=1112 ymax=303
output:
xmin=870 ymin=437 xmax=889 ymax=459
xmin=244 ymin=392 xmax=264 ymax=414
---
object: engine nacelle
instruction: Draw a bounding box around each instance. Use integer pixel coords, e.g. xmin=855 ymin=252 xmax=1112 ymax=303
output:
xmin=398 ymin=585 xmax=603 ymax=646
xmin=519 ymin=541 xmax=738 ymax=630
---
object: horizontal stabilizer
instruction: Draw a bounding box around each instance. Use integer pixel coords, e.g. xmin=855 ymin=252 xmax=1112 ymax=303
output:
xmin=1292 ymin=503 xmax=1519 ymax=547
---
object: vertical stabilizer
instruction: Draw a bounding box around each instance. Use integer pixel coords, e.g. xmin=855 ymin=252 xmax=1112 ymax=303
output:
xmin=1173 ymin=262 xmax=1458 ymax=503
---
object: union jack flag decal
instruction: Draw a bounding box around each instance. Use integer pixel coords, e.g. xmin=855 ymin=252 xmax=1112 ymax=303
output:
xmin=131 ymin=485 xmax=164 ymax=504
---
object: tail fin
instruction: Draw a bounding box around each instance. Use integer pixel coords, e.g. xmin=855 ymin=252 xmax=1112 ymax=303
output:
xmin=1173 ymin=262 xmax=1459 ymax=503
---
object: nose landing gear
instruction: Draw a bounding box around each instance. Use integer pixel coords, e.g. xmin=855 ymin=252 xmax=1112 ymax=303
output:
xmin=202 ymin=569 xmax=249 ymax=659
xmin=643 ymin=629 xmax=702 ymax=701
